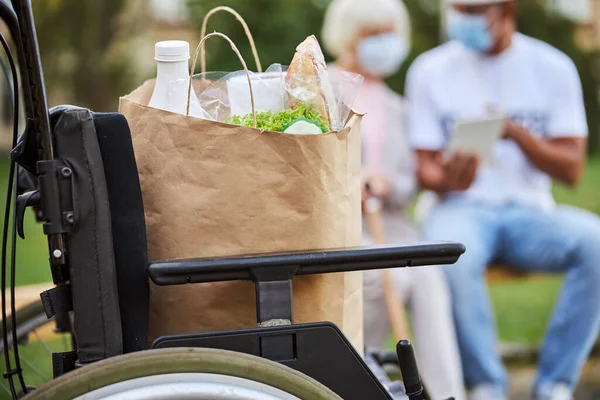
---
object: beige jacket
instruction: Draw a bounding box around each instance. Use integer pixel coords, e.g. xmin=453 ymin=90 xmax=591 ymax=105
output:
xmin=362 ymin=87 xmax=418 ymax=244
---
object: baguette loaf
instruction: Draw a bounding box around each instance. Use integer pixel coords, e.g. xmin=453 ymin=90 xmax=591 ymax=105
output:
xmin=286 ymin=35 xmax=337 ymax=131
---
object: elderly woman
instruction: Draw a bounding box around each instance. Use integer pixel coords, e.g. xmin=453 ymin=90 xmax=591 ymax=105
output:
xmin=322 ymin=1 xmax=466 ymax=399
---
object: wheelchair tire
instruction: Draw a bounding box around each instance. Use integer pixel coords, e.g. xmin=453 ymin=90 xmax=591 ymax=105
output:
xmin=24 ymin=347 xmax=342 ymax=400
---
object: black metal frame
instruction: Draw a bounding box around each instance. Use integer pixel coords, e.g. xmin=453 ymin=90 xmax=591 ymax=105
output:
xmin=149 ymin=244 xmax=464 ymax=400
xmin=149 ymin=244 xmax=464 ymax=341
xmin=149 ymin=244 xmax=464 ymax=286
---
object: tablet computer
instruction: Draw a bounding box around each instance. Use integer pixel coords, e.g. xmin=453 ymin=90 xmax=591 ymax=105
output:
xmin=446 ymin=114 xmax=506 ymax=164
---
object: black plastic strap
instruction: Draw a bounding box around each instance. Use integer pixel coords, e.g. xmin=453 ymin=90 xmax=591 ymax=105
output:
xmin=52 ymin=351 xmax=77 ymax=379
xmin=40 ymin=285 xmax=73 ymax=318
xmin=2 ymin=367 xmax=22 ymax=379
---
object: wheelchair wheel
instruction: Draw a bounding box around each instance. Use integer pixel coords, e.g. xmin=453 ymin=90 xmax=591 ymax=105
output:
xmin=24 ymin=347 xmax=342 ymax=400
xmin=0 ymin=300 xmax=47 ymax=352
xmin=0 ymin=299 xmax=74 ymax=398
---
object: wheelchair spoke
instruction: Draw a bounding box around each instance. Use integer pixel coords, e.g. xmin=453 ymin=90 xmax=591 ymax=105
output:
xmin=0 ymin=301 xmax=68 ymax=394
xmin=32 ymin=329 xmax=52 ymax=356
xmin=19 ymin=355 xmax=49 ymax=382
xmin=0 ymin=377 xmax=10 ymax=394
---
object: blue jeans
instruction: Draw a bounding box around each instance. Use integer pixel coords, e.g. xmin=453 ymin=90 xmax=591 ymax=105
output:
xmin=421 ymin=198 xmax=600 ymax=397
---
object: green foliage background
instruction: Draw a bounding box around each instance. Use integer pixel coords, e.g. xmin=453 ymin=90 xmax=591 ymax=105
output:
xmin=188 ymin=0 xmax=600 ymax=153
xmin=33 ymin=0 xmax=140 ymax=112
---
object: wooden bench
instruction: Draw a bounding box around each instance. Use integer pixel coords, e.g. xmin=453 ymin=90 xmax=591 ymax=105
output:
xmin=486 ymin=264 xmax=542 ymax=284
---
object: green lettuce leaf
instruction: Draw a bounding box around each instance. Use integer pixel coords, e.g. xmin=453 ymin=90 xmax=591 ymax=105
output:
xmin=226 ymin=102 xmax=328 ymax=133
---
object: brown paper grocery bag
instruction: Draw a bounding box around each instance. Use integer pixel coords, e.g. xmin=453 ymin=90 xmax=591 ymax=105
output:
xmin=119 ymin=32 xmax=363 ymax=352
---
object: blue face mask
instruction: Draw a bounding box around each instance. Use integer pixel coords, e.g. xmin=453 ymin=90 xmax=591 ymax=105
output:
xmin=446 ymin=10 xmax=493 ymax=52
xmin=357 ymin=33 xmax=408 ymax=78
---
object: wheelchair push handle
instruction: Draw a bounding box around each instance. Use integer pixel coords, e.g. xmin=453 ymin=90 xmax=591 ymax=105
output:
xmin=397 ymin=340 xmax=424 ymax=400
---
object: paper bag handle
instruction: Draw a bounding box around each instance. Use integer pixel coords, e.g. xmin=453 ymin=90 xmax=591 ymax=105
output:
xmin=200 ymin=6 xmax=262 ymax=73
xmin=187 ymin=32 xmax=257 ymax=128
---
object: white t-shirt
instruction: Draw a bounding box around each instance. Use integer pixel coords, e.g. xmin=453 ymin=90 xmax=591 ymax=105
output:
xmin=406 ymin=33 xmax=588 ymax=210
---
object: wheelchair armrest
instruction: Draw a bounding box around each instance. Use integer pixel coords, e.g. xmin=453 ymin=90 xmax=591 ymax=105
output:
xmin=148 ymin=242 xmax=465 ymax=286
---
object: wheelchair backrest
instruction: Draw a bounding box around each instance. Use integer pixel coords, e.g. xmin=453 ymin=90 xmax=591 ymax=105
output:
xmin=48 ymin=106 xmax=148 ymax=364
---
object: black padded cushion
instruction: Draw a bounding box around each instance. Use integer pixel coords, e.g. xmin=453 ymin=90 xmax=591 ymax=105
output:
xmin=93 ymin=112 xmax=149 ymax=354
xmin=50 ymin=107 xmax=123 ymax=363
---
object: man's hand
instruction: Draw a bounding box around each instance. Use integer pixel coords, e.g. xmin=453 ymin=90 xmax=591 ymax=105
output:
xmin=442 ymin=151 xmax=480 ymax=192
xmin=415 ymin=150 xmax=480 ymax=195
xmin=502 ymin=118 xmax=521 ymax=140
xmin=501 ymin=119 xmax=586 ymax=186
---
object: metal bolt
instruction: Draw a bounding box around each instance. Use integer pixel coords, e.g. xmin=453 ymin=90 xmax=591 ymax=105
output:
xmin=60 ymin=167 xmax=72 ymax=178
xmin=52 ymin=249 xmax=62 ymax=259
xmin=65 ymin=213 xmax=75 ymax=224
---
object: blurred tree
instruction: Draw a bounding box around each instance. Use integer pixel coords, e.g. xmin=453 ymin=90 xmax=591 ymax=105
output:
xmin=33 ymin=0 xmax=143 ymax=111
xmin=188 ymin=0 xmax=600 ymax=153
xmin=187 ymin=0 xmax=329 ymax=71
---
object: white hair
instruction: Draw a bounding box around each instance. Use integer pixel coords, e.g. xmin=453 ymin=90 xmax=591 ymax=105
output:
xmin=321 ymin=0 xmax=411 ymax=59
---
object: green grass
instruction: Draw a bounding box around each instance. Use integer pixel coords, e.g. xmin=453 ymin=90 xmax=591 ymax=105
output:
xmin=490 ymin=277 xmax=563 ymax=344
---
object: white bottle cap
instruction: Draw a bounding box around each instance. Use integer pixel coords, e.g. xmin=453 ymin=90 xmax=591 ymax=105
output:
xmin=155 ymin=40 xmax=190 ymax=62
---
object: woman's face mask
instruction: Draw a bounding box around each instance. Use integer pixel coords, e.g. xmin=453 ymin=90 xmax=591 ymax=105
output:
xmin=356 ymin=33 xmax=408 ymax=78
xmin=446 ymin=9 xmax=497 ymax=53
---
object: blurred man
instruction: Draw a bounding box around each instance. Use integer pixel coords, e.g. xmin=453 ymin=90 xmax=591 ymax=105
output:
xmin=405 ymin=1 xmax=600 ymax=399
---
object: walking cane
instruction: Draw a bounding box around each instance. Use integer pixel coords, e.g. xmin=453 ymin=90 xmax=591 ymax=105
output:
xmin=362 ymin=185 xmax=411 ymax=343
xmin=364 ymin=186 xmax=433 ymax=400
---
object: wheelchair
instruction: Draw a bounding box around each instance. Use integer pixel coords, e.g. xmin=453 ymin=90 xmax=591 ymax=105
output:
xmin=0 ymin=1 xmax=465 ymax=399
